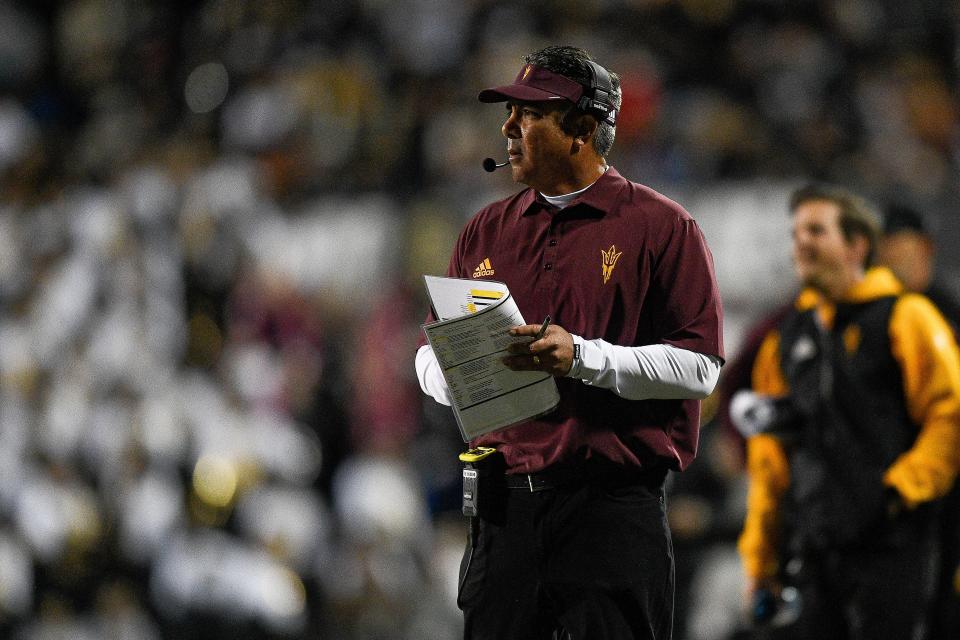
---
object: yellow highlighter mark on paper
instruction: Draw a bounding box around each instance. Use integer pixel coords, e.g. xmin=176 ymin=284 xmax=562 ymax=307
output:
xmin=467 ymin=289 xmax=504 ymax=314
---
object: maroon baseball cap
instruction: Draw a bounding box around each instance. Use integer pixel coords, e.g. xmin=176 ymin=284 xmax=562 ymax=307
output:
xmin=478 ymin=64 xmax=585 ymax=105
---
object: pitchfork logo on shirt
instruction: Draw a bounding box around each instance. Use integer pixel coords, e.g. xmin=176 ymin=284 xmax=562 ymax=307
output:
xmin=601 ymin=245 xmax=622 ymax=284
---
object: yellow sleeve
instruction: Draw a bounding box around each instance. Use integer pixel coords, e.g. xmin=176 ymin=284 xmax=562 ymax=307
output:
xmin=752 ymin=330 xmax=789 ymax=396
xmin=885 ymin=294 xmax=960 ymax=508
xmin=737 ymin=330 xmax=791 ymax=579
xmin=738 ymin=434 xmax=791 ymax=578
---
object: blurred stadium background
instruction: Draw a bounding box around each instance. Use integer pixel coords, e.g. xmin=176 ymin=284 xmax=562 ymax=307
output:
xmin=0 ymin=1 xmax=957 ymax=638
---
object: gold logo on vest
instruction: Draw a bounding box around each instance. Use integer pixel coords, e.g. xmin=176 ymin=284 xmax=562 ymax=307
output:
xmin=600 ymin=245 xmax=622 ymax=284
xmin=472 ymin=258 xmax=495 ymax=278
xmin=843 ymin=324 xmax=861 ymax=356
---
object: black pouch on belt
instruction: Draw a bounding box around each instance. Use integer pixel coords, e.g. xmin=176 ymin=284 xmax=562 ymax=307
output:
xmin=458 ymin=447 xmax=506 ymax=521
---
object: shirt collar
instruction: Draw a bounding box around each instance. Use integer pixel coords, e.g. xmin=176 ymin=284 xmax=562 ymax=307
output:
xmin=520 ymin=166 xmax=626 ymax=216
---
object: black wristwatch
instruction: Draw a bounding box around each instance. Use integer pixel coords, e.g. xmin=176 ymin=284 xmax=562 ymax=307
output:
xmin=569 ymin=342 xmax=582 ymax=378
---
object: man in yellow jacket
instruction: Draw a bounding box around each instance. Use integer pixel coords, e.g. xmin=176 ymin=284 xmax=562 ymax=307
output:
xmin=736 ymin=184 xmax=960 ymax=639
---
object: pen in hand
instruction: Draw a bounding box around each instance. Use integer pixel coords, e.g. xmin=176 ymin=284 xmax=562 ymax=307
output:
xmin=535 ymin=315 xmax=551 ymax=340
xmin=502 ymin=316 xmax=551 ymax=370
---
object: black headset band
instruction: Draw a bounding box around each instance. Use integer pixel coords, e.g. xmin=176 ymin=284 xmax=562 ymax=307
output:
xmin=576 ymin=60 xmax=617 ymax=126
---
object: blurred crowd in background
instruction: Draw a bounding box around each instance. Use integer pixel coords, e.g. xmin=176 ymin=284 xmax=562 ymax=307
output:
xmin=0 ymin=1 xmax=957 ymax=638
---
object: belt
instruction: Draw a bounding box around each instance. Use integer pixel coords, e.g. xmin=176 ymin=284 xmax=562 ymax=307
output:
xmin=504 ymin=472 xmax=563 ymax=492
xmin=503 ymin=461 xmax=666 ymax=493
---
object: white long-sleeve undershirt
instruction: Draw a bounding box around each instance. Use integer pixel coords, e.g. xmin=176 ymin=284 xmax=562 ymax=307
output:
xmin=416 ymin=342 xmax=455 ymax=406
xmin=415 ymin=336 xmax=722 ymax=406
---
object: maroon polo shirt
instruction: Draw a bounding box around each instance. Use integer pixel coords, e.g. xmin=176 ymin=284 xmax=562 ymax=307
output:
xmin=426 ymin=167 xmax=724 ymax=473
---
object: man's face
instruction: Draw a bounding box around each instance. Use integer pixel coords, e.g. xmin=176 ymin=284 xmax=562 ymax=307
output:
xmin=791 ymin=199 xmax=860 ymax=293
xmin=501 ymin=100 xmax=576 ymax=194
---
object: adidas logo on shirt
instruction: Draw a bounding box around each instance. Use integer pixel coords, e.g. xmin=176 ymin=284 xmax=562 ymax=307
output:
xmin=473 ymin=258 xmax=495 ymax=278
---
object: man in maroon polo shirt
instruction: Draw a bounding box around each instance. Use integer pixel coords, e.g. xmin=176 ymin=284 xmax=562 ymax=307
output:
xmin=416 ymin=46 xmax=724 ymax=640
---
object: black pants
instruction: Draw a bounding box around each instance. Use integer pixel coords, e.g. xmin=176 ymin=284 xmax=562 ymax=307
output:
xmin=929 ymin=484 xmax=960 ymax=640
xmin=790 ymin=540 xmax=936 ymax=640
xmin=457 ymin=477 xmax=674 ymax=640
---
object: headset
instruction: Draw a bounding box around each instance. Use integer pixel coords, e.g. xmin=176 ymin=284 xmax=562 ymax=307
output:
xmin=576 ymin=60 xmax=617 ymax=126
xmin=483 ymin=59 xmax=617 ymax=172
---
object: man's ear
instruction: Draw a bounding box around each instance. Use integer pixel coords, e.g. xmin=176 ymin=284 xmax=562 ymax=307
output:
xmin=571 ymin=113 xmax=599 ymax=146
xmin=849 ymin=234 xmax=871 ymax=269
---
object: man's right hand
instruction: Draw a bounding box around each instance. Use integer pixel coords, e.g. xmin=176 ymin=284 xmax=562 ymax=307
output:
xmin=502 ymin=322 xmax=575 ymax=377
xmin=744 ymin=577 xmax=781 ymax=624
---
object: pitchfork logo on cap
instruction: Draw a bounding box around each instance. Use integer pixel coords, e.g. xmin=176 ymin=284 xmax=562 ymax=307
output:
xmin=522 ymin=65 xmax=532 ymax=80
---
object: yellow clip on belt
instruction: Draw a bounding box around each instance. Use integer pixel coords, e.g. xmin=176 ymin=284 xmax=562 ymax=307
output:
xmin=459 ymin=446 xmax=497 ymax=463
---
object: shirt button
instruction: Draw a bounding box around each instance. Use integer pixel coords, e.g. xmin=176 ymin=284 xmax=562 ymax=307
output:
xmin=548 ymin=239 xmax=557 ymax=246
xmin=544 ymin=263 xmax=552 ymax=271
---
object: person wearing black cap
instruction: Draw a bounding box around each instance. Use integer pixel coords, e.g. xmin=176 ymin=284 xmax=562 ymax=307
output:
xmin=879 ymin=204 xmax=960 ymax=335
xmin=415 ymin=46 xmax=724 ymax=639
xmin=878 ymin=204 xmax=960 ymax=640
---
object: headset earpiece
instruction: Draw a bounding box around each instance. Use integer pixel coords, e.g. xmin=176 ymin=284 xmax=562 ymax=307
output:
xmin=576 ymin=60 xmax=617 ymax=126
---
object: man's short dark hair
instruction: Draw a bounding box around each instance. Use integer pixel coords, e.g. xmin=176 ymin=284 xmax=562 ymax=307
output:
xmin=883 ymin=203 xmax=928 ymax=236
xmin=522 ymin=46 xmax=621 ymax=158
xmin=789 ymin=183 xmax=881 ymax=268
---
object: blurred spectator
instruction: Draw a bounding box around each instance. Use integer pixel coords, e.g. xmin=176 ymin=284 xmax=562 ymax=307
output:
xmin=878 ymin=204 xmax=960 ymax=331
xmin=878 ymin=204 xmax=960 ymax=640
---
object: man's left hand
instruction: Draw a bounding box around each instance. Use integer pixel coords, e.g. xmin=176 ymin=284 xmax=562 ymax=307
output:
xmin=502 ymin=323 xmax=574 ymax=376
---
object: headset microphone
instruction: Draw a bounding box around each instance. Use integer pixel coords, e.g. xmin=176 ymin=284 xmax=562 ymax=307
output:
xmin=482 ymin=158 xmax=509 ymax=172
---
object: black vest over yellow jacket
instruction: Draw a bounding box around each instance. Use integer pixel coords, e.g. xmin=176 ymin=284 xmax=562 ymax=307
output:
xmin=777 ymin=295 xmax=927 ymax=551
